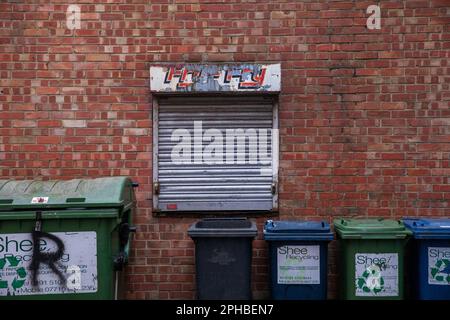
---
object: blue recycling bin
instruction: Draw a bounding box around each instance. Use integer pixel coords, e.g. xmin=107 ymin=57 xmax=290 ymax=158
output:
xmin=263 ymin=220 xmax=333 ymax=300
xmin=403 ymin=218 xmax=450 ymax=300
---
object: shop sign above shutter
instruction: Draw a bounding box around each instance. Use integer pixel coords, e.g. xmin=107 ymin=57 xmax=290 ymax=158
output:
xmin=150 ymin=64 xmax=281 ymax=93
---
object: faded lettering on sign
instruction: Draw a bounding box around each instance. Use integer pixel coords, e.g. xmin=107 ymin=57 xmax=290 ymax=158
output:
xmin=150 ymin=64 xmax=281 ymax=92
xmin=0 ymin=232 xmax=97 ymax=296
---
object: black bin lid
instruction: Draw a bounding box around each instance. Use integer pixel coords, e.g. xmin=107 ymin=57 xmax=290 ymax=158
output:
xmin=188 ymin=218 xmax=257 ymax=238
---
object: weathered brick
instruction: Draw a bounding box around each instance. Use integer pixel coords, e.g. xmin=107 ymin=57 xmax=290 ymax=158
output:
xmin=1 ymin=0 xmax=448 ymax=301
xmin=62 ymin=120 xmax=86 ymax=128
xmin=86 ymin=54 xmax=110 ymax=62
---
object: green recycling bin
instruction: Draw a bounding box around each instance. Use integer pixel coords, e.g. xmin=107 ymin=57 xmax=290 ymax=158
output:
xmin=0 ymin=177 xmax=136 ymax=299
xmin=333 ymin=218 xmax=411 ymax=300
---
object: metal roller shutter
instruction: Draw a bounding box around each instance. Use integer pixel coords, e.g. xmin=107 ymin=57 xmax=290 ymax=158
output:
xmin=153 ymin=95 xmax=278 ymax=212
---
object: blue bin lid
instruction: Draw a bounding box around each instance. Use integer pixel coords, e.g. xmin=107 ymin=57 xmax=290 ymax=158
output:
xmin=403 ymin=218 xmax=450 ymax=239
xmin=263 ymin=220 xmax=334 ymax=241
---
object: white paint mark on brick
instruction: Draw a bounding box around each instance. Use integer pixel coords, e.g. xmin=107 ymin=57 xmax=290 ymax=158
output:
xmin=62 ymin=120 xmax=86 ymax=128
xmin=366 ymin=5 xmax=381 ymax=30
xmin=66 ymin=5 xmax=81 ymax=30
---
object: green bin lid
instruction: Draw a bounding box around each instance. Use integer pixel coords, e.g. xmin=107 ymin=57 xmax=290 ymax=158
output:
xmin=0 ymin=177 xmax=134 ymax=211
xmin=333 ymin=218 xmax=412 ymax=239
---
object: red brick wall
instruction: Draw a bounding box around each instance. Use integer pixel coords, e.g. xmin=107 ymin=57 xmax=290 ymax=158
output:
xmin=0 ymin=1 xmax=449 ymax=299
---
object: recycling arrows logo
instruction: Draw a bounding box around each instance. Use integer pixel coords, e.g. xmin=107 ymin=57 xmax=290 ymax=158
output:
xmin=356 ymin=264 xmax=385 ymax=294
xmin=0 ymin=255 xmax=27 ymax=291
xmin=430 ymin=258 xmax=450 ymax=284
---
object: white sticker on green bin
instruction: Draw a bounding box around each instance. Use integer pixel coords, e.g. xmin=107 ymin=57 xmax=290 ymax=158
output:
xmin=0 ymin=232 xmax=97 ymax=296
xmin=355 ymin=253 xmax=398 ymax=297
xmin=277 ymin=245 xmax=320 ymax=284
xmin=428 ymin=247 xmax=450 ymax=285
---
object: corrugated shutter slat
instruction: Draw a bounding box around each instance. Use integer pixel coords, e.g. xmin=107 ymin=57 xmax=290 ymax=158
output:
xmin=156 ymin=96 xmax=275 ymax=212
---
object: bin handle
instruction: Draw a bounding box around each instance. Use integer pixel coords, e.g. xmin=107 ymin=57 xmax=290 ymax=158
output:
xmin=34 ymin=211 xmax=42 ymax=232
xmin=114 ymin=223 xmax=136 ymax=271
xmin=203 ymin=217 xmax=247 ymax=222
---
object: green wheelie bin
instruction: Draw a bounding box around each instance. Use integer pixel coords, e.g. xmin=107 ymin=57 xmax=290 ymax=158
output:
xmin=334 ymin=218 xmax=411 ymax=300
xmin=0 ymin=177 xmax=136 ymax=299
